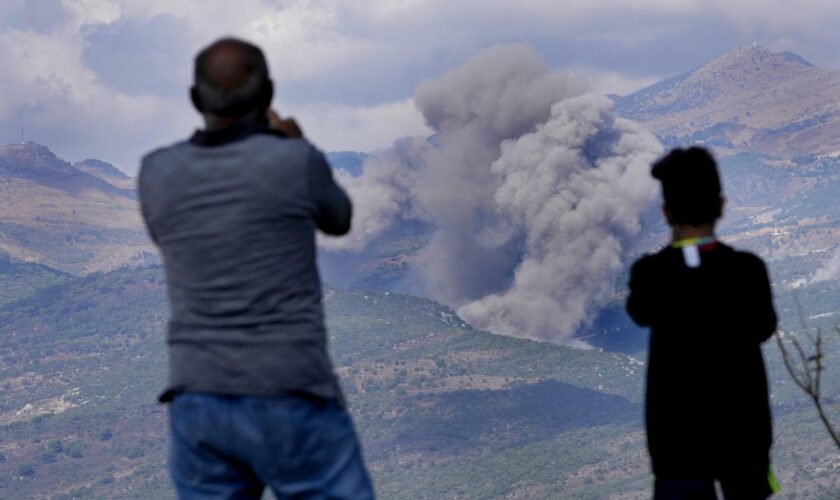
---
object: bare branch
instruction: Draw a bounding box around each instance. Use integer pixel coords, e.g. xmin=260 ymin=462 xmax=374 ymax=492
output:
xmin=774 ymin=300 xmax=840 ymax=451
xmin=788 ymin=334 xmax=814 ymax=392
xmin=814 ymin=331 xmax=822 ymax=398
xmin=776 ymin=333 xmax=810 ymax=393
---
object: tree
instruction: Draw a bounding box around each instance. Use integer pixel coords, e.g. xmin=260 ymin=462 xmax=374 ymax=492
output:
xmin=775 ymin=313 xmax=840 ymax=451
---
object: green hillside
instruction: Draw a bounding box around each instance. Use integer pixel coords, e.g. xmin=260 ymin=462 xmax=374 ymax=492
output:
xmin=0 ymin=254 xmax=70 ymax=307
xmin=0 ymin=266 xmax=838 ymax=498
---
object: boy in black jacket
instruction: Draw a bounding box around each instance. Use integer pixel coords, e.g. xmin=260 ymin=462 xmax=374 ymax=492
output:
xmin=626 ymin=147 xmax=779 ymax=499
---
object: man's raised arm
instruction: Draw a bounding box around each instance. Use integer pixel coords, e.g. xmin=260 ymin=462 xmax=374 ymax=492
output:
xmin=309 ymin=147 xmax=352 ymax=236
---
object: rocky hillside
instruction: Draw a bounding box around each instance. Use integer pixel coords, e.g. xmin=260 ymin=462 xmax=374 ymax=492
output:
xmin=73 ymin=159 xmax=135 ymax=190
xmin=0 ymin=143 xmax=373 ymax=276
xmin=0 ymin=142 xmax=153 ymax=274
xmin=616 ymin=46 xmax=840 ymax=157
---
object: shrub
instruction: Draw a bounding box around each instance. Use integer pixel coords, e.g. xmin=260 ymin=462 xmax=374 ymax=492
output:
xmin=126 ymin=446 xmax=145 ymax=459
xmin=17 ymin=463 xmax=35 ymax=478
xmin=39 ymin=451 xmax=57 ymax=464
xmin=47 ymin=439 xmax=63 ymax=453
xmin=64 ymin=441 xmax=83 ymax=459
xmin=99 ymin=428 xmax=113 ymax=441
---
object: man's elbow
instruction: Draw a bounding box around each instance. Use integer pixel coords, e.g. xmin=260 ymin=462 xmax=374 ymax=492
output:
xmin=315 ymin=193 xmax=352 ymax=235
xmin=318 ymin=206 xmax=352 ymax=236
xmin=320 ymin=218 xmax=351 ymax=236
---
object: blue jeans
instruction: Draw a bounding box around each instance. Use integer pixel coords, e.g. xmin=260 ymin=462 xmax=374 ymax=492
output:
xmin=168 ymin=392 xmax=374 ymax=499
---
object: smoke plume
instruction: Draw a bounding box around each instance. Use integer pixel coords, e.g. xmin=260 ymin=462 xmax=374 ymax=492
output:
xmin=810 ymin=248 xmax=840 ymax=285
xmin=322 ymin=44 xmax=662 ymax=343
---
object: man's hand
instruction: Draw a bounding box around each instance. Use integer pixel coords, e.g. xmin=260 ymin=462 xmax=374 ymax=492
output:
xmin=267 ymin=109 xmax=304 ymax=138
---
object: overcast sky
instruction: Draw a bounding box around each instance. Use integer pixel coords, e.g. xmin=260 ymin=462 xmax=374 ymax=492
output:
xmin=4 ymin=0 xmax=840 ymax=173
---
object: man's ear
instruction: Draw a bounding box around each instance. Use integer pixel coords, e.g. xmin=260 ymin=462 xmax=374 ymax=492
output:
xmin=661 ymin=204 xmax=675 ymax=225
xmin=190 ymin=86 xmax=204 ymax=113
xmin=717 ymin=196 xmax=726 ymax=219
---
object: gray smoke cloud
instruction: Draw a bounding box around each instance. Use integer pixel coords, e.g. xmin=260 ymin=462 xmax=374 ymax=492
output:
xmin=327 ymin=137 xmax=429 ymax=251
xmin=321 ymin=43 xmax=662 ymax=343
xmin=457 ymin=94 xmax=661 ymax=340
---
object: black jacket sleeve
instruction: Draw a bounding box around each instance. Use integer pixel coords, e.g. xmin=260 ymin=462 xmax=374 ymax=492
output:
xmin=749 ymin=256 xmax=777 ymax=343
xmin=626 ymin=257 xmax=653 ymax=327
xmin=307 ymin=147 xmax=352 ymax=235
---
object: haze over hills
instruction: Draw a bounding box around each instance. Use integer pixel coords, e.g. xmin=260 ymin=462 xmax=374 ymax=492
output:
xmin=615 ymin=45 xmax=840 ymax=157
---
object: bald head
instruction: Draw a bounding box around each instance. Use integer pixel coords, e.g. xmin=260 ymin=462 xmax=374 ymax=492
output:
xmin=192 ymin=38 xmax=273 ymax=118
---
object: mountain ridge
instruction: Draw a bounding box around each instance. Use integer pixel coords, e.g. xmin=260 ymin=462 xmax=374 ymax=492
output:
xmin=0 ymin=142 xmax=152 ymax=274
xmin=73 ymin=158 xmax=134 ymax=190
xmin=615 ymin=45 xmax=840 ymax=157
xmin=0 ymin=142 xmax=134 ymax=198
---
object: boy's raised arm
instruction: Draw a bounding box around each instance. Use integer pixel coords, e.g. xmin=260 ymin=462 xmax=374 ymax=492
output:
xmin=308 ymin=147 xmax=352 ymax=236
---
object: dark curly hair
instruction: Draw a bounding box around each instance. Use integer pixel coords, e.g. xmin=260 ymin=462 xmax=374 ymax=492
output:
xmin=651 ymin=146 xmax=723 ymax=226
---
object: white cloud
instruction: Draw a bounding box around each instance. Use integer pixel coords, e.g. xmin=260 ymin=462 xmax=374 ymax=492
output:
xmin=0 ymin=0 xmax=419 ymax=171
xmin=562 ymin=67 xmax=661 ymax=97
xmin=61 ymin=0 xmax=121 ymax=26
xmin=0 ymin=22 xmax=195 ymax=171
xmin=365 ymin=0 xmax=430 ymax=19
xmin=289 ymin=98 xmax=431 ymax=153
xmin=4 ymin=0 xmax=840 ymax=173
xmin=249 ymin=3 xmax=374 ymax=82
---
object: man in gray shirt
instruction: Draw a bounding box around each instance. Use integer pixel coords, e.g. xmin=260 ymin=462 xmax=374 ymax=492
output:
xmin=138 ymin=38 xmax=373 ymax=499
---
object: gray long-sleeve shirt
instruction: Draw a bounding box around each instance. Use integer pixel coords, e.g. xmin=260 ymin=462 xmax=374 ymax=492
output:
xmin=137 ymin=121 xmax=351 ymax=402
